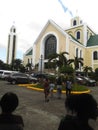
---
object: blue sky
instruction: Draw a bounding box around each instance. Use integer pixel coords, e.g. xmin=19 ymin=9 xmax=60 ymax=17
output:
xmin=0 ymin=0 xmax=98 ymax=63
xmin=0 ymin=48 xmax=23 ymax=62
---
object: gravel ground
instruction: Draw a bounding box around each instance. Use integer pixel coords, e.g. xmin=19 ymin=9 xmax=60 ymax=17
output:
xmin=0 ymin=80 xmax=98 ymax=130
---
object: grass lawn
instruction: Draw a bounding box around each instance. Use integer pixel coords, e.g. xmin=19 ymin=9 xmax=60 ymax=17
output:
xmin=29 ymin=83 xmax=89 ymax=92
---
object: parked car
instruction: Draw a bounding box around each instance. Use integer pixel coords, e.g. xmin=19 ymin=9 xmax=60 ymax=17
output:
xmin=31 ymin=73 xmax=48 ymax=79
xmin=7 ymin=72 xmax=38 ymax=84
xmin=80 ymin=76 xmax=96 ymax=86
xmin=76 ymin=77 xmax=86 ymax=85
xmin=1 ymin=71 xmax=13 ymax=80
xmin=0 ymin=70 xmax=13 ymax=80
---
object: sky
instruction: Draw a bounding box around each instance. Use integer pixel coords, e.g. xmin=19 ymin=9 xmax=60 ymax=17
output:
xmin=0 ymin=0 xmax=98 ymax=63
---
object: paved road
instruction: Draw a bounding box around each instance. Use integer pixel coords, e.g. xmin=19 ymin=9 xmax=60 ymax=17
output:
xmin=0 ymin=80 xmax=98 ymax=130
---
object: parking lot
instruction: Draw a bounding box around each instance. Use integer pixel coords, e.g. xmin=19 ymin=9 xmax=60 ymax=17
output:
xmin=0 ymin=80 xmax=98 ymax=130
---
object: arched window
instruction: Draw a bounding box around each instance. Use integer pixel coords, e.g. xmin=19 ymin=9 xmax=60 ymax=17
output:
xmin=76 ymin=48 xmax=78 ymax=57
xmin=44 ymin=35 xmax=57 ymax=59
xmin=80 ymin=50 xmax=82 ymax=58
xmin=73 ymin=20 xmax=77 ymax=26
xmin=31 ymin=58 xmax=32 ymax=64
xmin=93 ymin=51 xmax=98 ymax=60
xmin=76 ymin=31 xmax=80 ymax=39
xmin=28 ymin=58 xmax=30 ymax=63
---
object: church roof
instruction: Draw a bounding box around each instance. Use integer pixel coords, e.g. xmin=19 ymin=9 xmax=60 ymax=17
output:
xmin=24 ymin=47 xmax=33 ymax=56
xmin=26 ymin=49 xmax=33 ymax=56
xmin=34 ymin=19 xmax=70 ymax=45
xmin=87 ymin=35 xmax=98 ymax=47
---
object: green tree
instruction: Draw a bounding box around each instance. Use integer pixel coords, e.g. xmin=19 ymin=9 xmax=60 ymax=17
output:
xmin=12 ymin=59 xmax=22 ymax=71
xmin=94 ymin=68 xmax=98 ymax=81
xmin=48 ymin=52 xmax=69 ymax=75
xmin=83 ymin=66 xmax=92 ymax=77
xmin=68 ymin=57 xmax=84 ymax=82
xmin=68 ymin=57 xmax=83 ymax=70
xmin=26 ymin=63 xmax=32 ymax=73
xmin=60 ymin=65 xmax=74 ymax=74
xmin=48 ymin=52 xmax=69 ymax=67
xmin=0 ymin=60 xmax=4 ymax=69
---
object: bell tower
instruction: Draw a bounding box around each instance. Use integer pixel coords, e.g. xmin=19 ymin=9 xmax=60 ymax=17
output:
xmin=71 ymin=16 xmax=83 ymax=27
xmin=6 ymin=23 xmax=17 ymax=64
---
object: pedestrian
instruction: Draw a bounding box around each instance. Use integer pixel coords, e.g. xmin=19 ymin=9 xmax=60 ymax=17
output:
xmin=0 ymin=92 xmax=24 ymax=130
xmin=65 ymin=79 xmax=72 ymax=96
xmin=43 ymin=78 xmax=50 ymax=102
xmin=49 ymin=79 xmax=55 ymax=98
xmin=56 ymin=76 xmax=62 ymax=99
xmin=58 ymin=93 xmax=98 ymax=130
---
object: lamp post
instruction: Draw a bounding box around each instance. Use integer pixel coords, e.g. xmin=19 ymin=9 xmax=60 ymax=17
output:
xmin=38 ymin=54 xmax=44 ymax=74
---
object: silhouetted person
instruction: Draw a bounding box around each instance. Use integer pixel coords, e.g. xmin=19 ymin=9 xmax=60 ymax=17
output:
xmin=65 ymin=79 xmax=72 ymax=96
xmin=58 ymin=93 xmax=98 ymax=130
xmin=0 ymin=92 xmax=24 ymax=130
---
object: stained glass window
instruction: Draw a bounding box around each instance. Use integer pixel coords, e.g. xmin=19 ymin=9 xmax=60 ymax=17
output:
xmin=44 ymin=35 xmax=56 ymax=59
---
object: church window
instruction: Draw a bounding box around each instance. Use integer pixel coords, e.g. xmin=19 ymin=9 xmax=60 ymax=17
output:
xmin=73 ymin=20 xmax=77 ymax=26
xmin=76 ymin=31 xmax=80 ymax=39
xmin=80 ymin=20 xmax=82 ymax=24
xmin=93 ymin=51 xmax=98 ymax=60
xmin=76 ymin=48 xmax=78 ymax=57
xmin=80 ymin=50 xmax=82 ymax=58
xmin=44 ymin=35 xmax=57 ymax=59
xmin=13 ymin=28 xmax=16 ymax=33
xmin=28 ymin=58 xmax=30 ymax=63
xmin=31 ymin=58 xmax=32 ymax=64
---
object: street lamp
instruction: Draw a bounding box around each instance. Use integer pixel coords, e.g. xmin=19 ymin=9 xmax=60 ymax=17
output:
xmin=38 ymin=54 xmax=44 ymax=74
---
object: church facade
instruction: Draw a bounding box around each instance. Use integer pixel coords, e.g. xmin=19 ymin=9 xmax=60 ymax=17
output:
xmin=24 ymin=16 xmax=98 ymax=71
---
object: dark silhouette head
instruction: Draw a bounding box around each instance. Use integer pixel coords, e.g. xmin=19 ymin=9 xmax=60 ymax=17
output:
xmin=0 ymin=92 xmax=19 ymax=113
xmin=65 ymin=93 xmax=98 ymax=120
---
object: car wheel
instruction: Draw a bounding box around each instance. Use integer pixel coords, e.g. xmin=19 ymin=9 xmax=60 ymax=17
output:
xmin=11 ymin=80 xmax=16 ymax=85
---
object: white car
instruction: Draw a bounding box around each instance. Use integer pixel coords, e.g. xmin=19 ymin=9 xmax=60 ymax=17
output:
xmin=1 ymin=70 xmax=12 ymax=80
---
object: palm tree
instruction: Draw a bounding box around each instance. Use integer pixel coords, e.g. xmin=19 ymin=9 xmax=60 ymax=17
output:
xmin=48 ymin=51 xmax=69 ymax=67
xmin=48 ymin=51 xmax=69 ymax=74
xmin=83 ymin=66 xmax=92 ymax=77
xmin=68 ymin=57 xmax=83 ymax=70
xmin=68 ymin=56 xmax=84 ymax=82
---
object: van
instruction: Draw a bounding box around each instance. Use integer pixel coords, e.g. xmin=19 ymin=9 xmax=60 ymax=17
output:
xmin=0 ymin=70 xmax=12 ymax=80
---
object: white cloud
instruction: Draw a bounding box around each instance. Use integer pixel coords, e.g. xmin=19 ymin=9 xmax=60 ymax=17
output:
xmin=0 ymin=0 xmax=98 ymax=62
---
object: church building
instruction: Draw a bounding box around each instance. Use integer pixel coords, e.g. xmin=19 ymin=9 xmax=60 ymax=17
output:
xmin=24 ymin=16 xmax=98 ymax=71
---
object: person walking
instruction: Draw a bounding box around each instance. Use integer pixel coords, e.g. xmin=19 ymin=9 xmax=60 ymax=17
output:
xmin=65 ymin=79 xmax=72 ymax=96
xmin=49 ymin=79 xmax=55 ymax=98
xmin=56 ymin=76 xmax=62 ymax=99
xmin=43 ymin=78 xmax=50 ymax=102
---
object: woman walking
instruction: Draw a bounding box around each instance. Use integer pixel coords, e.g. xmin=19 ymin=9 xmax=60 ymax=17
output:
xmin=43 ymin=78 xmax=50 ymax=102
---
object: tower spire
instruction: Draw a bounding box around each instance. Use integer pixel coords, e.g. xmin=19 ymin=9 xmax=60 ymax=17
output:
xmin=6 ymin=23 xmax=17 ymax=64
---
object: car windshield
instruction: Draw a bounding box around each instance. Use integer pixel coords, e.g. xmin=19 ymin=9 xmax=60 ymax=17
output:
xmin=84 ymin=77 xmax=90 ymax=80
xmin=4 ymin=72 xmax=11 ymax=75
